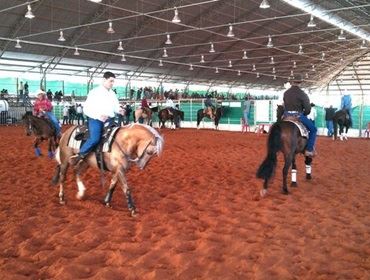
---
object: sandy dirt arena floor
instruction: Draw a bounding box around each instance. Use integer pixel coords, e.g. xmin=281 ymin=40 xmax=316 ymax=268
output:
xmin=0 ymin=125 xmax=369 ymax=280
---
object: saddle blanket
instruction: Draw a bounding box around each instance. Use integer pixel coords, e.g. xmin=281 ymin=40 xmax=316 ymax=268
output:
xmin=284 ymin=120 xmax=309 ymax=138
xmin=67 ymin=126 xmax=121 ymax=152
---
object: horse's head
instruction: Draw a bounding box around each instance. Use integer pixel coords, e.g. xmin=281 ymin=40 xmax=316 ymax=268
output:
xmin=22 ymin=112 xmax=33 ymax=136
xmin=276 ymin=105 xmax=284 ymax=121
xmin=118 ymin=124 xmax=164 ymax=170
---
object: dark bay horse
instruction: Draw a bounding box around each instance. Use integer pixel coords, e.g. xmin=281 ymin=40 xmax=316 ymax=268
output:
xmin=51 ymin=123 xmax=164 ymax=216
xmin=158 ymin=108 xmax=184 ymax=129
xmin=133 ymin=106 xmax=159 ymax=126
xmin=197 ymin=106 xmax=224 ymax=130
xmin=22 ymin=112 xmax=59 ymax=158
xmin=256 ymin=105 xmax=312 ymax=196
xmin=333 ymin=109 xmax=350 ymax=140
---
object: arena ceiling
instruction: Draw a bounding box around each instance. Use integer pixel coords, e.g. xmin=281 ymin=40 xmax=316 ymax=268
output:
xmin=0 ymin=0 xmax=369 ymax=89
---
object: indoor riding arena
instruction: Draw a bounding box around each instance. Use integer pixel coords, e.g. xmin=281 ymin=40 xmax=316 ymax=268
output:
xmin=0 ymin=1 xmax=369 ymax=279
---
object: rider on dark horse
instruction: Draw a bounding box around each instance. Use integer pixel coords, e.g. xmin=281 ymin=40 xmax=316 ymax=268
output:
xmin=204 ymin=94 xmax=215 ymax=119
xmin=165 ymin=96 xmax=176 ymax=116
xmin=283 ymin=74 xmax=317 ymax=157
xmin=33 ymin=90 xmax=61 ymax=138
xmin=340 ymin=91 xmax=352 ymax=127
xmin=141 ymin=97 xmax=150 ymax=115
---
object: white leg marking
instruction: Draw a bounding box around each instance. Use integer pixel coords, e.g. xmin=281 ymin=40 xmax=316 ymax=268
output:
xmin=76 ymin=177 xmax=86 ymax=200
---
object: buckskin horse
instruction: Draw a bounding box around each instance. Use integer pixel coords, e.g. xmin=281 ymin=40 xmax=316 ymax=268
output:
xmin=333 ymin=109 xmax=351 ymax=140
xmin=256 ymin=105 xmax=312 ymax=196
xmin=51 ymin=123 xmax=164 ymax=216
xmin=158 ymin=108 xmax=184 ymax=129
xmin=197 ymin=106 xmax=224 ymax=130
xmin=133 ymin=106 xmax=159 ymax=126
xmin=22 ymin=111 xmax=59 ymax=158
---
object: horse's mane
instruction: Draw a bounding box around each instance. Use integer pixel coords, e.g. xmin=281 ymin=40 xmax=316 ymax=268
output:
xmin=130 ymin=123 xmax=164 ymax=155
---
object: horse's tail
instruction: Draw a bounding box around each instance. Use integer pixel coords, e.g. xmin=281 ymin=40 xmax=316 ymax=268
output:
xmin=256 ymin=123 xmax=281 ymax=180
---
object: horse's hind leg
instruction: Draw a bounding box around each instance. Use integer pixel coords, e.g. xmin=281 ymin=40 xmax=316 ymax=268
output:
xmin=74 ymin=163 xmax=89 ymax=200
xmin=291 ymin=157 xmax=298 ymax=187
xmin=305 ymin=156 xmax=312 ymax=180
xmin=282 ymin=155 xmax=293 ymax=194
xmin=117 ymin=170 xmax=136 ymax=216
xmin=47 ymin=139 xmax=55 ymax=158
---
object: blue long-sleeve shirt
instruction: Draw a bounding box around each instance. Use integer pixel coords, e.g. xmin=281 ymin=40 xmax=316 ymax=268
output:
xmin=341 ymin=95 xmax=352 ymax=110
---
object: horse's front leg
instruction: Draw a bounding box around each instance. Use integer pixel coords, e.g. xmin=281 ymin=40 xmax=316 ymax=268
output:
xmin=305 ymin=156 xmax=312 ymax=180
xmin=291 ymin=157 xmax=298 ymax=187
xmin=117 ymin=170 xmax=136 ymax=216
xmin=74 ymin=162 xmax=89 ymax=200
xmin=104 ymin=171 xmax=119 ymax=208
xmin=33 ymin=137 xmax=42 ymax=156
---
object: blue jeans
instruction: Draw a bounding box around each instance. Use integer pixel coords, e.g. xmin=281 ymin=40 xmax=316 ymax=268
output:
xmin=45 ymin=112 xmax=61 ymax=136
xmin=243 ymin=110 xmax=249 ymax=124
xmin=298 ymin=114 xmax=317 ymax=152
xmin=326 ymin=120 xmax=333 ymax=136
xmin=79 ymin=118 xmax=103 ymax=156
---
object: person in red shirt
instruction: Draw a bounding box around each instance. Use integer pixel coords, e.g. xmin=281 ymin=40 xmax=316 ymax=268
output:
xmin=141 ymin=97 xmax=149 ymax=109
xmin=33 ymin=90 xmax=61 ymax=136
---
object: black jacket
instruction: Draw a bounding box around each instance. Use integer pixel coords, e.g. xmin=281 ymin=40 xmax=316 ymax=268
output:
xmin=283 ymin=86 xmax=311 ymax=115
xmin=325 ymin=107 xmax=336 ymax=121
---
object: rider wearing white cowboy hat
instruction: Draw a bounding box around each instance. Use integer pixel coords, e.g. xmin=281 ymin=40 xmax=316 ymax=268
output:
xmin=283 ymin=74 xmax=317 ymax=157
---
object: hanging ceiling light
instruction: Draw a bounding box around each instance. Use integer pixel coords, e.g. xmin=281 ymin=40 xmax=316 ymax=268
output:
xmin=215 ymin=67 xmax=219 ymax=73
xmin=227 ymin=24 xmax=235 ymax=37
xmin=273 ymin=75 xmax=276 ymax=80
xmin=272 ymin=67 xmax=276 ymax=74
xmin=159 ymin=59 xmax=163 ymax=67
xmin=121 ymin=54 xmax=126 ymax=62
xmin=25 ymin=4 xmax=35 ymax=19
xmin=15 ymin=38 xmax=22 ymax=49
xmin=242 ymin=50 xmax=248 ymax=59
xmin=259 ymin=0 xmax=270 ymax=9
xmin=340 ymin=57 xmax=344 ymax=63
xmin=311 ymin=64 xmax=316 ymax=72
xmin=189 ymin=64 xmax=193 ymax=70
xmin=107 ymin=21 xmax=115 ymax=34
xmin=298 ymin=44 xmax=304 ymax=55
xmin=165 ymin=34 xmax=172 ymax=45
xmin=58 ymin=30 xmax=66 ymax=42
xmin=89 ymin=0 xmax=102 ymax=2
xmin=200 ymin=55 xmax=205 ymax=63
xmin=209 ymin=42 xmax=215 ymax=53
xmin=256 ymin=72 xmax=260 ymax=78
xmin=162 ymin=48 xmax=168 ymax=58
xmin=172 ymin=7 xmax=181 ymax=23
xmin=307 ymin=15 xmax=316 ymax=28
xmin=270 ymin=57 xmax=275 ymax=64
xmin=305 ymin=73 xmax=309 ymax=79
xmin=117 ymin=41 xmax=124 ymax=51
xmin=290 ymin=70 xmax=294 ymax=77
xmin=293 ymin=61 xmax=296 ymax=68
xmin=360 ymin=40 xmax=368 ymax=49
xmin=338 ymin=29 xmax=346 ymax=40
xmin=320 ymin=52 xmax=325 ymax=61
xmin=74 ymin=46 xmax=80 ymax=55
xmin=237 ymin=70 xmax=241 ymax=76
xmin=252 ymin=64 xmax=256 ymax=71
xmin=228 ymin=60 xmax=232 ymax=68
xmin=267 ymin=35 xmax=273 ymax=48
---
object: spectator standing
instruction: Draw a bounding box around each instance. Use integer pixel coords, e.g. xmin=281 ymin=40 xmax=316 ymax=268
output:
xmin=62 ymin=105 xmax=69 ymax=125
xmin=76 ymin=104 xmax=85 ymax=125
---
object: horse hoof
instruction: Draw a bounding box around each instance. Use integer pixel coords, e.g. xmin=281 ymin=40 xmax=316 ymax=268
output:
xmin=306 ymin=174 xmax=312 ymax=180
xmin=282 ymin=189 xmax=289 ymax=195
xmin=260 ymin=189 xmax=268 ymax=197
xmin=291 ymin=182 xmax=298 ymax=187
xmin=59 ymin=200 xmax=66 ymax=205
xmin=105 ymin=203 xmax=112 ymax=208
xmin=76 ymin=193 xmax=85 ymax=200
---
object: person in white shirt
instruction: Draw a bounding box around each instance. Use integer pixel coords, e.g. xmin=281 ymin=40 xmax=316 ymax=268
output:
xmin=70 ymin=71 xmax=120 ymax=165
xmin=165 ymin=97 xmax=176 ymax=115
xmin=62 ymin=106 xmax=69 ymax=125
xmin=307 ymin=103 xmax=317 ymax=125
